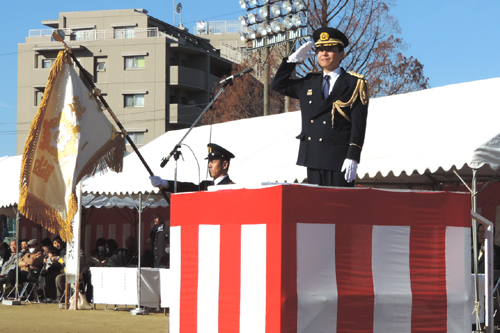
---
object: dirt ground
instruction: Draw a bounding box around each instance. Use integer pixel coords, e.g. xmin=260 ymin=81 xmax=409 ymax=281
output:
xmin=0 ymin=303 xmax=169 ymax=333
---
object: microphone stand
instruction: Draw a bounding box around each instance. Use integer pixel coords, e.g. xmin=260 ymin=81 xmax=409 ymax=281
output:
xmin=160 ymin=78 xmax=241 ymax=192
xmin=173 ymin=150 xmax=183 ymax=193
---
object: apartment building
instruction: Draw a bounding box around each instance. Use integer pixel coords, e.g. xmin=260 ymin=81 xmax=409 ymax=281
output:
xmin=17 ymin=8 xmax=232 ymax=153
xmin=193 ymin=20 xmax=246 ymax=64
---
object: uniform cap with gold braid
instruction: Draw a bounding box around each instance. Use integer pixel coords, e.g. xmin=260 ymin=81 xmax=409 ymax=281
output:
xmin=205 ymin=143 xmax=235 ymax=160
xmin=313 ymin=27 xmax=349 ymax=48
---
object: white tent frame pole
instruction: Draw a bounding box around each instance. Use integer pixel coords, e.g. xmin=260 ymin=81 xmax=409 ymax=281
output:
xmin=74 ymin=182 xmax=83 ymax=310
xmin=137 ymin=192 xmax=143 ymax=308
xmin=472 ymin=210 xmax=494 ymax=333
xmin=14 ymin=207 xmax=20 ymax=300
xmin=130 ymin=192 xmax=148 ymax=315
xmin=455 ymin=168 xmax=490 ymax=330
xmin=471 ymin=170 xmax=481 ymax=328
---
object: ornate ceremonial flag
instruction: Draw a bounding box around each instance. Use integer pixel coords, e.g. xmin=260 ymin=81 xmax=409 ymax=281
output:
xmin=19 ymin=50 xmax=125 ymax=242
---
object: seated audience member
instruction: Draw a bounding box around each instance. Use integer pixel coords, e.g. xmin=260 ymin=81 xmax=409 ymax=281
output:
xmin=41 ymin=238 xmax=53 ymax=256
xmin=141 ymin=238 xmax=154 ymax=268
xmin=5 ymin=239 xmax=43 ymax=289
xmin=53 ymin=236 xmax=66 ymax=257
xmin=125 ymin=236 xmax=138 ymax=266
xmin=103 ymin=239 xmax=128 ymax=267
xmin=20 ymin=239 xmax=29 ymax=255
xmin=0 ymin=236 xmax=11 ymax=266
xmin=472 ymin=224 xmax=500 ymax=273
xmin=90 ymin=238 xmax=107 ymax=263
xmin=42 ymin=247 xmax=63 ymax=302
xmin=85 ymin=239 xmax=107 ymax=302
xmin=55 ymin=249 xmax=85 ymax=303
xmin=0 ymin=240 xmax=21 ymax=290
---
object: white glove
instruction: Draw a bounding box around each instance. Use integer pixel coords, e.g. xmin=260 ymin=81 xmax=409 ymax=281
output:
xmin=341 ymin=159 xmax=358 ymax=183
xmin=287 ymin=41 xmax=314 ymax=63
xmin=150 ymin=176 xmax=169 ymax=189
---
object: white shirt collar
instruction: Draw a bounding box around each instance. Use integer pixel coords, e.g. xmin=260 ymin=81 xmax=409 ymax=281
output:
xmin=214 ymin=175 xmax=228 ymax=185
xmin=323 ymin=67 xmax=342 ymax=80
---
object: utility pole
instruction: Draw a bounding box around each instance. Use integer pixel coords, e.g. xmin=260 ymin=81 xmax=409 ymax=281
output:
xmin=284 ymin=42 xmax=291 ymax=112
xmin=263 ymin=47 xmax=269 ymax=116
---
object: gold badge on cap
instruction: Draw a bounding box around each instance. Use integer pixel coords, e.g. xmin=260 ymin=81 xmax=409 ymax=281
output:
xmin=208 ymin=146 xmax=212 ymax=153
xmin=307 ymin=89 xmax=313 ymax=96
xmin=320 ymin=32 xmax=329 ymax=41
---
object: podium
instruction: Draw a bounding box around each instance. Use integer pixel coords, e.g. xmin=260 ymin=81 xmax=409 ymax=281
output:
xmin=166 ymin=185 xmax=472 ymax=333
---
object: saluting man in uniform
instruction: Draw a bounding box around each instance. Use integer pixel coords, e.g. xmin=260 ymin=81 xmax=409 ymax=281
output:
xmin=272 ymin=27 xmax=369 ymax=187
xmin=206 ymin=143 xmax=235 ymax=185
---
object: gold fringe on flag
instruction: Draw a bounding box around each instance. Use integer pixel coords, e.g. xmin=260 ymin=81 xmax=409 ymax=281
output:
xmin=19 ymin=50 xmax=125 ymax=242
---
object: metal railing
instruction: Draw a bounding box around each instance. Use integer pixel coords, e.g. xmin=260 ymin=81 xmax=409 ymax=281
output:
xmin=194 ymin=20 xmax=241 ymax=35
xmin=28 ymin=27 xmax=161 ymax=41
xmin=29 ymin=28 xmax=72 ymax=38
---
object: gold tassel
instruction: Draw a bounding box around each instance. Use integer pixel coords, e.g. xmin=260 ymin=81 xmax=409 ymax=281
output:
xmin=331 ymin=77 xmax=369 ymax=128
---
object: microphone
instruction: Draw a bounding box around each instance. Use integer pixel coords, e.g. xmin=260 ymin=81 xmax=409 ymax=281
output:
xmin=219 ymin=67 xmax=253 ymax=84
xmin=160 ymin=145 xmax=180 ymax=168
xmin=160 ymin=153 xmax=173 ymax=168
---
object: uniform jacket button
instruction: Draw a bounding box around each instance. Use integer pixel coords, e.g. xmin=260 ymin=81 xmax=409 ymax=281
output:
xmin=308 ymin=137 xmax=311 ymax=141
xmin=323 ymin=121 xmax=327 ymax=124
xmin=309 ymin=100 xmax=312 ymax=104
xmin=310 ymin=119 xmax=314 ymax=123
xmin=319 ymin=138 xmax=323 ymax=142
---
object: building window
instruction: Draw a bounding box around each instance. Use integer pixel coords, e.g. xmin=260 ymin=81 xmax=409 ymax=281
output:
xmin=74 ymin=29 xmax=95 ymax=41
xmin=114 ymin=27 xmax=135 ymax=39
xmin=96 ymin=62 xmax=106 ymax=72
xmin=2 ymin=215 xmax=16 ymax=240
xmin=124 ymin=94 xmax=145 ymax=107
xmin=124 ymin=56 xmax=145 ymax=69
xmin=35 ymin=88 xmax=45 ymax=106
xmin=42 ymin=59 xmax=54 ymax=69
xmin=97 ymin=93 xmax=107 ymax=110
xmin=127 ymin=132 xmax=145 ymax=145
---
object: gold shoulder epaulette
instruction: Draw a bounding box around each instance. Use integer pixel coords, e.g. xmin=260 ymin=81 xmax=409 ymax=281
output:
xmin=330 ymin=71 xmax=369 ymax=127
xmin=348 ymin=71 xmax=365 ymax=79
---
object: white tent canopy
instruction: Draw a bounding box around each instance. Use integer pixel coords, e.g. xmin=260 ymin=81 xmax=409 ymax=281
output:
xmin=358 ymin=77 xmax=500 ymax=187
xmin=83 ymin=77 xmax=500 ymax=192
xmin=0 ymin=155 xmax=167 ymax=212
xmin=0 ymin=155 xmax=22 ymax=216
xmin=82 ymin=193 xmax=168 ymax=209
xmin=82 ymin=111 xmax=305 ymax=195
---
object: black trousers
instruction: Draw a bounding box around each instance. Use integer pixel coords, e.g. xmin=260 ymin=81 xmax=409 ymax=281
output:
xmin=307 ymin=168 xmax=355 ymax=187
xmin=44 ymin=270 xmax=60 ymax=299
xmin=7 ymin=269 xmax=29 ymax=285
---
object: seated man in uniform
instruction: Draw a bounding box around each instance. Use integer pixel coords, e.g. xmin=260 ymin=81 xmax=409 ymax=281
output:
xmin=149 ymin=143 xmax=236 ymax=189
xmin=205 ymin=143 xmax=235 ymax=186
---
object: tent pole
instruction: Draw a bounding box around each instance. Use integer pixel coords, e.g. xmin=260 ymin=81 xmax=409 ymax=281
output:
xmin=15 ymin=209 xmax=20 ymax=301
xmin=472 ymin=169 xmax=481 ymax=329
xmin=131 ymin=192 xmax=148 ymax=315
xmin=472 ymin=211 xmax=494 ymax=333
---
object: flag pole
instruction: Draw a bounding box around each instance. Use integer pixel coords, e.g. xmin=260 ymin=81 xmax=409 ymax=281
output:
xmin=51 ymin=30 xmax=170 ymax=204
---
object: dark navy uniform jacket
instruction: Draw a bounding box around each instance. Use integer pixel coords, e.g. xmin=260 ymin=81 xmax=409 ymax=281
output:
xmin=272 ymin=58 xmax=369 ymax=172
